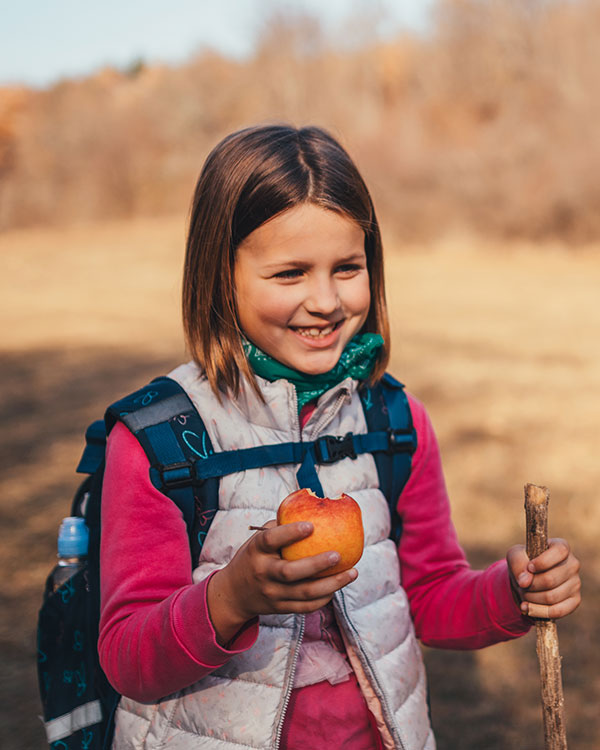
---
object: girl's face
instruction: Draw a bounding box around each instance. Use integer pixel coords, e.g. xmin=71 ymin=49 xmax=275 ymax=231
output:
xmin=234 ymin=203 xmax=371 ymax=375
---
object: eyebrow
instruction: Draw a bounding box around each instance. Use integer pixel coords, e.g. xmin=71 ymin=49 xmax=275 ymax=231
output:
xmin=261 ymin=252 xmax=367 ymax=270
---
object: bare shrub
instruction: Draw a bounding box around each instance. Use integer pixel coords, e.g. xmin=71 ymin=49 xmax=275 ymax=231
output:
xmin=2 ymin=0 xmax=600 ymax=242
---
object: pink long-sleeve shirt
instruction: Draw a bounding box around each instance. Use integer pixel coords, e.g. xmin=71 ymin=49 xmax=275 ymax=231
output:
xmin=98 ymin=392 xmax=530 ymax=746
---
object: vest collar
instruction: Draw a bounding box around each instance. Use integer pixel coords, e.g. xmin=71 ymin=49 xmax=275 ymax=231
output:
xmin=235 ymin=372 xmax=357 ymax=436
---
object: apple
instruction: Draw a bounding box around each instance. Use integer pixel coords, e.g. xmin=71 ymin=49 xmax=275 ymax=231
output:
xmin=277 ymin=488 xmax=364 ymax=578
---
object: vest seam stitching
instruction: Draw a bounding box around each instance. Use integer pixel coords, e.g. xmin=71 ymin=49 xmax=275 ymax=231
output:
xmin=202 ymin=674 xmax=289 ymax=688
xmin=161 ymin=722 xmax=262 ymax=748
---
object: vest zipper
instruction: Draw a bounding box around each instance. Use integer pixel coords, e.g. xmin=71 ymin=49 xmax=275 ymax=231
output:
xmin=290 ymin=384 xmax=301 ymax=441
xmin=274 ymin=386 xmax=349 ymax=747
xmin=272 ymin=385 xmax=306 ymax=749
xmin=308 ymin=387 xmax=350 ymax=438
xmin=274 ymin=614 xmax=305 ymax=750
xmin=335 ymin=589 xmax=407 ymax=750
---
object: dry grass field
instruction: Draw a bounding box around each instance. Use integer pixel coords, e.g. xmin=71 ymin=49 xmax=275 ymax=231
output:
xmin=1 ymin=216 xmax=598 ymax=748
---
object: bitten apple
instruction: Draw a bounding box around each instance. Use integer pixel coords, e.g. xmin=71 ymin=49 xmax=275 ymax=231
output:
xmin=277 ymin=489 xmax=364 ymax=578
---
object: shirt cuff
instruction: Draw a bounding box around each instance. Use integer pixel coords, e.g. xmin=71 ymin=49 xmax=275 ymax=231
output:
xmin=487 ymin=560 xmax=532 ymax=636
xmin=171 ymin=572 xmax=259 ymax=667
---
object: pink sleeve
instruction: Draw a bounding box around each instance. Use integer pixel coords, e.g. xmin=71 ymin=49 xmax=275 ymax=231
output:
xmin=397 ymin=394 xmax=531 ymax=649
xmin=98 ymin=421 xmax=259 ymax=703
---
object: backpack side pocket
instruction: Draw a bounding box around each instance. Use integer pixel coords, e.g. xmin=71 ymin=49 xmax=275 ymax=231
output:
xmin=37 ymin=567 xmax=106 ymax=749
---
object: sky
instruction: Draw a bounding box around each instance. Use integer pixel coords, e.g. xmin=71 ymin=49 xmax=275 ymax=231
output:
xmin=0 ymin=0 xmax=435 ymax=88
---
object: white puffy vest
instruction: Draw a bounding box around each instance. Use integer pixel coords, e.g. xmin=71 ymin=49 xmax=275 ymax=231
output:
xmin=112 ymin=363 xmax=435 ymax=750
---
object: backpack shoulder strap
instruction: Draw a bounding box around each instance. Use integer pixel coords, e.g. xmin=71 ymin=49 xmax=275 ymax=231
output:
xmin=77 ymin=377 xmax=218 ymax=562
xmin=109 ymin=376 xmax=219 ymax=562
xmin=360 ymin=373 xmax=417 ymax=545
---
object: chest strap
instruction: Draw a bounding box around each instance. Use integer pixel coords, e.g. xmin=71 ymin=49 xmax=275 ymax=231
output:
xmin=147 ymin=422 xmax=415 ymax=498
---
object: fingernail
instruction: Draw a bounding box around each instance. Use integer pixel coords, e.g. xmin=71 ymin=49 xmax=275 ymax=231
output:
xmin=348 ymin=568 xmax=358 ymax=580
xmin=328 ymin=552 xmax=340 ymax=564
xmin=520 ymin=602 xmax=529 ymax=614
xmin=527 ymin=562 xmax=536 ymax=573
xmin=517 ymin=572 xmax=529 ymax=586
xmin=299 ymin=522 xmax=312 ymax=534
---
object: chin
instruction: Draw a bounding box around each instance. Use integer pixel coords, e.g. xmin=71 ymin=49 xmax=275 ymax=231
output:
xmin=277 ymin=340 xmax=347 ymax=375
xmin=296 ymin=357 xmax=340 ymax=375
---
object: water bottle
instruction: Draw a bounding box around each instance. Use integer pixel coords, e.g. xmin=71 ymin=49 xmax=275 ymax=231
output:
xmin=50 ymin=516 xmax=89 ymax=592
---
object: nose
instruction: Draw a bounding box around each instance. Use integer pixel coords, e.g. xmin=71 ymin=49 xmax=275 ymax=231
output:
xmin=305 ymin=275 xmax=340 ymax=316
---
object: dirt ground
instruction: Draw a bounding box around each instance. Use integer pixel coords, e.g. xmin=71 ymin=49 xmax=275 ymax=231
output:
xmin=1 ymin=216 xmax=598 ymax=749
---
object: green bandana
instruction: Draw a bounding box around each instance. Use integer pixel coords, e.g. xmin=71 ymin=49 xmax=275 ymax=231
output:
xmin=243 ymin=333 xmax=384 ymax=412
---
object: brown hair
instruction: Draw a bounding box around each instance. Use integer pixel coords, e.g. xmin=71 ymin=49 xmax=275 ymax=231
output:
xmin=182 ymin=124 xmax=390 ymax=397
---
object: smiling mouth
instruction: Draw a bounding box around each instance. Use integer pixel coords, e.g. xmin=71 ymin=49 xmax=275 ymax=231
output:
xmin=291 ymin=320 xmax=343 ymax=339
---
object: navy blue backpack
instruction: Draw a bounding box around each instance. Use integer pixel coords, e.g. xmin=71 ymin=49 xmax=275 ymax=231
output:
xmin=37 ymin=373 xmax=417 ymax=750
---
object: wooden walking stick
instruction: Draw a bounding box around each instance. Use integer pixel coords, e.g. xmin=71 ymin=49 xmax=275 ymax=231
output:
xmin=524 ymin=483 xmax=568 ymax=750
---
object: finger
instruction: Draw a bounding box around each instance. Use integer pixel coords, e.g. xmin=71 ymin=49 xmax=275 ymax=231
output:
xmin=275 ymin=567 xmax=359 ymax=603
xmin=506 ymin=544 xmax=534 ymax=590
xmin=527 ymin=538 xmax=570 ymax=574
xmin=525 ymin=555 xmax=580 ymax=593
xmin=277 ymin=550 xmax=346 ymax=583
xmin=255 ymin=521 xmax=314 ymax=554
xmin=522 ymin=602 xmax=551 ymax=618
xmin=521 ymin=577 xmax=581 ymax=607
xmin=521 ymin=594 xmax=581 ymax=620
xmin=272 ymin=595 xmax=337 ymax=614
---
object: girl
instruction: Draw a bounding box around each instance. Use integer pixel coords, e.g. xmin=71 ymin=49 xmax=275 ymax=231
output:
xmin=98 ymin=125 xmax=581 ymax=750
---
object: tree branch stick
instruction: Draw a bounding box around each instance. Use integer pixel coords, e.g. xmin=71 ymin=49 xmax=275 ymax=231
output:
xmin=525 ymin=483 xmax=568 ymax=750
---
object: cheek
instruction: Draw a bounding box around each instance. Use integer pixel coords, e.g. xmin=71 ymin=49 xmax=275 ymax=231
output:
xmin=259 ymin=292 xmax=296 ymax=326
xmin=347 ymin=277 xmax=371 ymax=320
xmin=239 ymin=286 xmax=296 ymax=329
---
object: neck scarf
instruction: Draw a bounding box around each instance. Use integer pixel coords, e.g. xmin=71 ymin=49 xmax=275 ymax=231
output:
xmin=243 ymin=333 xmax=384 ymax=412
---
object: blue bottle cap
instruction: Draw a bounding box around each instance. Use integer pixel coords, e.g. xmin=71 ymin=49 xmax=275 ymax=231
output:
xmin=58 ymin=517 xmax=89 ymax=557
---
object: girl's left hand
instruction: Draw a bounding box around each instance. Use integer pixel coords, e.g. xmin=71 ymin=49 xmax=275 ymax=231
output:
xmin=506 ymin=539 xmax=581 ymax=619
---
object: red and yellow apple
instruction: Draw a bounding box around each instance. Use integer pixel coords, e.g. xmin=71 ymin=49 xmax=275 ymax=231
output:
xmin=277 ymin=488 xmax=364 ymax=577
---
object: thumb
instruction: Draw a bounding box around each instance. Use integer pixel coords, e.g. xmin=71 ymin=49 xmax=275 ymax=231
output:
xmin=506 ymin=544 xmax=533 ymax=595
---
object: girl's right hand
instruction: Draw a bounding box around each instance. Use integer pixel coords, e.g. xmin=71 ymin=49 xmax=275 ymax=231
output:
xmin=206 ymin=520 xmax=358 ymax=646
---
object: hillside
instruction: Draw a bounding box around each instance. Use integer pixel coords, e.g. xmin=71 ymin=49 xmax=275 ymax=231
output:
xmin=2 ymin=0 xmax=600 ymax=241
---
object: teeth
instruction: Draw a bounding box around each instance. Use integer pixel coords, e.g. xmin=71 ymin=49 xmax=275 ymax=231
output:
xmin=295 ymin=325 xmax=334 ymax=338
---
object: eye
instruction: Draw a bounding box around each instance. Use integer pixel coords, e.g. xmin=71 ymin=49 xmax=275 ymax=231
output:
xmin=273 ymin=268 xmax=304 ymax=279
xmin=335 ymin=263 xmax=364 ymax=275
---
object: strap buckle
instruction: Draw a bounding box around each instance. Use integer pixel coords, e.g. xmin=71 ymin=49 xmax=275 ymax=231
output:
xmin=158 ymin=461 xmax=195 ymax=489
xmin=314 ymin=433 xmax=357 ymax=464
xmin=387 ymin=428 xmax=416 ymax=453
